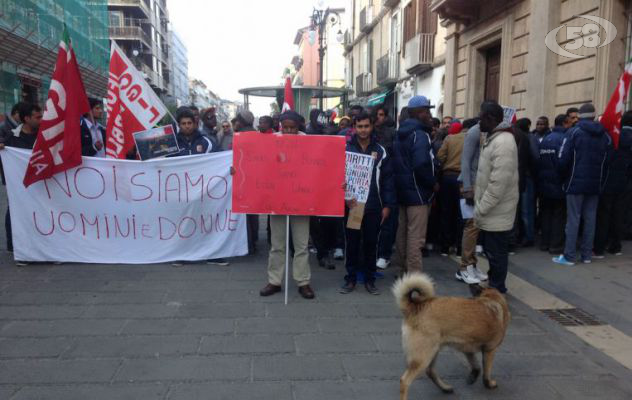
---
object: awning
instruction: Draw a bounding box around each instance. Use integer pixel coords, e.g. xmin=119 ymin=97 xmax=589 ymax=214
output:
xmin=367 ymin=90 xmax=392 ymax=106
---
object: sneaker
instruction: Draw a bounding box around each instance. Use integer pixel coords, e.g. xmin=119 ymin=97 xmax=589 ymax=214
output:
xmin=592 ymin=253 xmax=605 ymax=259
xmin=552 ymin=255 xmax=575 ymax=266
xmin=309 ymin=246 xmax=317 ymax=254
xmin=171 ymin=261 xmax=184 ymax=267
xmin=365 ymin=282 xmax=380 ymax=295
xmin=339 ymin=281 xmax=356 ymax=294
xmin=376 ymin=258 xmax=390 ymax=269
xmin=455 ymin=266 xmax=481 ymax=284
xmin=15 ymin=261 xmax=28 ymax=267
xmin=614 ymin=252 xmax=623 ymax=256
xmin=476 ymin=245 xmax=483 ymax=254
xmin=472 ymin=265 xmax=488 ymax=281
xmin=333 ymin=248 xmax=344 ymax=260
xmin=582 ymin=259 xmax=592 ymax=264
xmin=426 ymin=243 xmax=434 ymax=251
xmin=207 ymin=258 xmax=229 ymax=266
xmin=440 ymin=247 xmax=450 ymax=257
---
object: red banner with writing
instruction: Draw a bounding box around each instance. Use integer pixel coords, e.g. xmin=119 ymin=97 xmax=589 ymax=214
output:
xmin=232 ymin=132 xmax=345 ymax=216
xmin=106 ymin=42 xmax=167 ymax=159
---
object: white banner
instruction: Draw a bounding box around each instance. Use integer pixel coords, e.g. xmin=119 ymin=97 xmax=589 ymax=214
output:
xmin=345 ymin=151 xmax=374 ymax=203
xmin=1 ymin=148 xmax=247 ymax=263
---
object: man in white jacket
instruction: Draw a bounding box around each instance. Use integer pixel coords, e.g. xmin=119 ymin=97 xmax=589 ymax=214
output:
xmin=474 ymin=101 xmax=519 ymax=294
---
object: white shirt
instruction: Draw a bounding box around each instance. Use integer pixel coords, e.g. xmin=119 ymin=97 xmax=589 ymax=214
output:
xmin=84 ymin=118 xmax=105 ymax=158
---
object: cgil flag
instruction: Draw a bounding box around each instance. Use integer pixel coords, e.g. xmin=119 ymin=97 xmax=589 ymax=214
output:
xmin=106 ymin=42 xmax=167 ymax=159
xmin=23 ymin=25 xmax=90 ymax=187
xmin=281 ymin=76 xmax=294 ymax=112
xmin=600 ymin=62 xmax=632 ymax=149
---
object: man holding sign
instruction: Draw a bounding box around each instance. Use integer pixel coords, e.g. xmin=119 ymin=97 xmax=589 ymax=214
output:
xmin=341 ymin=112 xmax=396 ymax=295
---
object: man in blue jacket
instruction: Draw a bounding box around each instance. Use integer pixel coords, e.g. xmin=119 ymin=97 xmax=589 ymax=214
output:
xmin=172 ymin=109 xmax=214 ymax=156
xmin=594 ymin=110 xmax=632 ymax=257
xmin=340 ymin=112 xmax=396 ymax=295
xmin=392 ymin=95 xmax=436 ymax=274
xmin=554 ymin=103 xmax=611 ymax=265
xmin=538 ymin=114 xmax=571 ymax=254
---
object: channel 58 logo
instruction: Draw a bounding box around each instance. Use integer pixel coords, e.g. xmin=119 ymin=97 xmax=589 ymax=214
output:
xmin=545 ymin=15 xmax=617 ymax=59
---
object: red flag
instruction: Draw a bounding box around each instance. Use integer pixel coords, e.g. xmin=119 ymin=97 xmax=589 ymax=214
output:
xmin=600 ymin=63 xmax=632 ymax=149
xmin=106 ymin=42 xmax=167 ymax=158
xmin=282 ymin=77 xmax=294 ymax=112
xmin=23 ymin=26 xmax=89 ymax=187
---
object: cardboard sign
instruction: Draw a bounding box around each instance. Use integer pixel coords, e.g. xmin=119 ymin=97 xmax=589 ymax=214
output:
xmin=134 ymin=125 xmax=179 ymax=160
xmin=1 ymin=148 xmax=247 ymax=263
xmin=345 ymin=152 xmax=374 ymax=203
xmin=232 ymin=132 xmax=345 ymax=216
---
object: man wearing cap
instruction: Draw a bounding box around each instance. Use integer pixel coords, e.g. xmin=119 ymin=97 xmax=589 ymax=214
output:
xmin=391 ymin=95 xmax=437 ymax=274
xmin=259 ymin=110 xmax=316 ymax=300
xmin=553 ymin=102 xmax=612 ymax=266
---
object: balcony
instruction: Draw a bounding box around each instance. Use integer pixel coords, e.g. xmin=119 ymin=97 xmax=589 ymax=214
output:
xmin=404 ymin=33 xmax=435 ymax=75
xmin=359 ymin=6 xmax=373 ymax=33
xmin=108 ymin=0 xmax=151 ymax=18
xmin=109 ymin=26 xmax=151 ymax=48
xmin=383 ymin=0 xmax=400 ymax=8
xmin=343 ymin=31 xmax=353 ymax=53
xmin=376 ymin=53 xmax=399 ymax=85
xmin=355 ymin=73 xmax=372 ymax=96
xmin=430 ymin=0 xmax=480 ymax=24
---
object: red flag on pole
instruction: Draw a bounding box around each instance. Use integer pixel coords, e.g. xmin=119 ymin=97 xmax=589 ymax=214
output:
xmin=106 ymin=42 xmax=167 ymax=158
xmin=600 ymin=63 xmax=632 ymax=149
xmin=281 ymin=77 xmax=294 ymax=112
xmin=23 ymin=26 xmax=89 ymax=187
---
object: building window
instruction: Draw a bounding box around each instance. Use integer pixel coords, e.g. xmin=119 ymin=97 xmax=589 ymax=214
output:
xmin=109 ymin=11 xmax=122 ymax=27
xmin=418 ymin=0 xmax=437 ymax=34
xmin=403 ymin=0 xmax=417 ymax=44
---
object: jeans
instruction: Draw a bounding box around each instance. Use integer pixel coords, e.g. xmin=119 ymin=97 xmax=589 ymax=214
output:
xmin=594 ymin=192 xmax=630 ymax=254
xmin=563 ymin=194 xmax=599 ymax=262
xmin=520 ymin=177 xmax=535 ymax=242
xmin=439 ymin=174 xmax=463 ymax=250
xmin=5 ymin=207 xmax=12 ymax=252
xmin=345 ymin=212 xmax=381 ymax=284
xmin=539 ymin=197 xmax=566 ymax=253
xmin=480 ymin=230 xmax=510 ymax=293
xmin=378 ymin=206 xmax=399 ymax=260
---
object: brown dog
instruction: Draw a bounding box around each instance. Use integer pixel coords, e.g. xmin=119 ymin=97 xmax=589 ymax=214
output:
xmin=392 ymin=273 xmax=510 ymax=399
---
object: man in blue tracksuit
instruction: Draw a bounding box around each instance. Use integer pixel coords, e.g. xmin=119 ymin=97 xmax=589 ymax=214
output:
xmin=391 ymin=96 xmax=436 ymax=274
xmin=553 ymin=103 xmax=611 ymax=265
xmin=537 ymin=114 xmax=571 ymax=254
xmin=340 ymin=112 xmax=396 ymax=295
xmin=171 ymin=109 xmax=214 ymax=156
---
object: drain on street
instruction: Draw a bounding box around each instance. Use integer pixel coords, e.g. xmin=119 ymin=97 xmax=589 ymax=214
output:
xmin=540 ymin=308 xmax=604 ymax=327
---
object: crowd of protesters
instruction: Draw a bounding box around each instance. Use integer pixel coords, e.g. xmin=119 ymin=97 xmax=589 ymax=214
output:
xmin=1 ymin=95 xmax=632 ymax=299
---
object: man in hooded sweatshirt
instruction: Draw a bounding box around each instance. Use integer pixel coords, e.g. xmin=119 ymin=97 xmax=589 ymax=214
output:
xmin=392 ymin=96 xmax=436 ymax=274
xmin=553 ymin=103 xmax=612 ymax=266
xmin=474 ymin=101 xmax=519 ymax=294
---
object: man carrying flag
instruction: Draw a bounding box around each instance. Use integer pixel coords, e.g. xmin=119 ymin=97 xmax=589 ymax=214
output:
xmin=106 ymin=42 xmax=167 ymax=159
xmin=21 ymin=25 xmax=90 ymax=187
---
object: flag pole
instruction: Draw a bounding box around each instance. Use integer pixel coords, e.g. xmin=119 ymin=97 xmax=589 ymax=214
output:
xmin=284 ymin=215 xmax=290 ymax=305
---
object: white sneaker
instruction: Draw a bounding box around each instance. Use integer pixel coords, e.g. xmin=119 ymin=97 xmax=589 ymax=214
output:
xmin=376 ymin=258 xmax=390 ymax=269
xmin=476 ymin=245 xmax=483 ymax=254
xmin=455 ymin=265 xmax=481 ymax=284
xmin=472 ymin=265 xmax=488 ymax=281
xmin=427 ymin=243 xmax=434 ymax=251
xmin=333 ymin=248 xmax=344 ymax=260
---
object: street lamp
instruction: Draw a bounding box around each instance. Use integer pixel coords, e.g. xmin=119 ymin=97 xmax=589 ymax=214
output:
xmin=309 ymin=6 xmax=342 ymax=109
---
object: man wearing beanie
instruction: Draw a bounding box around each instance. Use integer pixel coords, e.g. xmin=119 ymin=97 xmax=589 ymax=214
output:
xmin=553 ymin=102 xmax=612 ymax=266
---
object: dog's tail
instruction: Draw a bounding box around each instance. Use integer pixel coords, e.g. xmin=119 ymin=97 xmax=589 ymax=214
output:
xmin=392 ymin=272 xmax=435 ymax=313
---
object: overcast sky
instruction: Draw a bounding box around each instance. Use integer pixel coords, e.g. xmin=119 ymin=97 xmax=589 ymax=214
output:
xmin=169 ymin=0 xmax=346 ymax=117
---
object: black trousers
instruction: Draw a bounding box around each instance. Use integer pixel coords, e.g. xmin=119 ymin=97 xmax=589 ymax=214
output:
xmin=378 ymin=206 xmax=398 ymax=260
xmin=311 ymin=216 xmax=340 ymax=259
xmin=594 ymin=192 xmax=630 ymax=254
xmin=539 ymin=197 xmax=565 ymax=252
xmin=438 ymin=174 xmax=463 ymax=249
xmin=247 ymin=215 xmax=259 ymax=253
xmin=345 ymin=212 xmax=381 ymax=285
xmin=5 ymin=207 xmax=12 ymax=252
xmin=480 ymin=230 xmax=510 ymax=293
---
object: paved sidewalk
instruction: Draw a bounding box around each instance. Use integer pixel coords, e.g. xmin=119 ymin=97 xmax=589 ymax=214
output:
xmin=1 ymin=237 xmax=631 ymax=399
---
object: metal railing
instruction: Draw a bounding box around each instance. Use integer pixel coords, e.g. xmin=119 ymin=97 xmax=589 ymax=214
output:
xmin=404 ymin=32 xmax=435 ymax=72
xmin=377 ymin=52 xmax=400 ymax=85
xmin=108 ymin=0 xmax=151 ymax=18
xmin=109 ymin=25 xmax=151 ymax=47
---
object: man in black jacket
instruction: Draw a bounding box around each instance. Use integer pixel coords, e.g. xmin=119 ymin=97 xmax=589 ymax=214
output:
xmin=80 ymin=98 xmax=106 ymax=157
xmin=0 ymin=103 xmax=42 ymax=262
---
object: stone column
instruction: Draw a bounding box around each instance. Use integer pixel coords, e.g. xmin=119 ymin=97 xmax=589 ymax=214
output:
xmin=443 ymin=25 xmax=458 ymax=118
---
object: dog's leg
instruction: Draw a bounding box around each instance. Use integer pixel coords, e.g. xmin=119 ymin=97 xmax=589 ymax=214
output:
xmin=465 ymin=352 xmax=481 ymax=384
xmin=482 ymin=349 xmax=498 ymax=389
xmin=426 ymin=354 xmax=454 ymax=393
xmin=399 ymin=361 xmax=425 ymax=400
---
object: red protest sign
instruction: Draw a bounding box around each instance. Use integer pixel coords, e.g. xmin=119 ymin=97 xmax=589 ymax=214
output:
xmin=232 ymin=132 xmax=345 ymax=216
